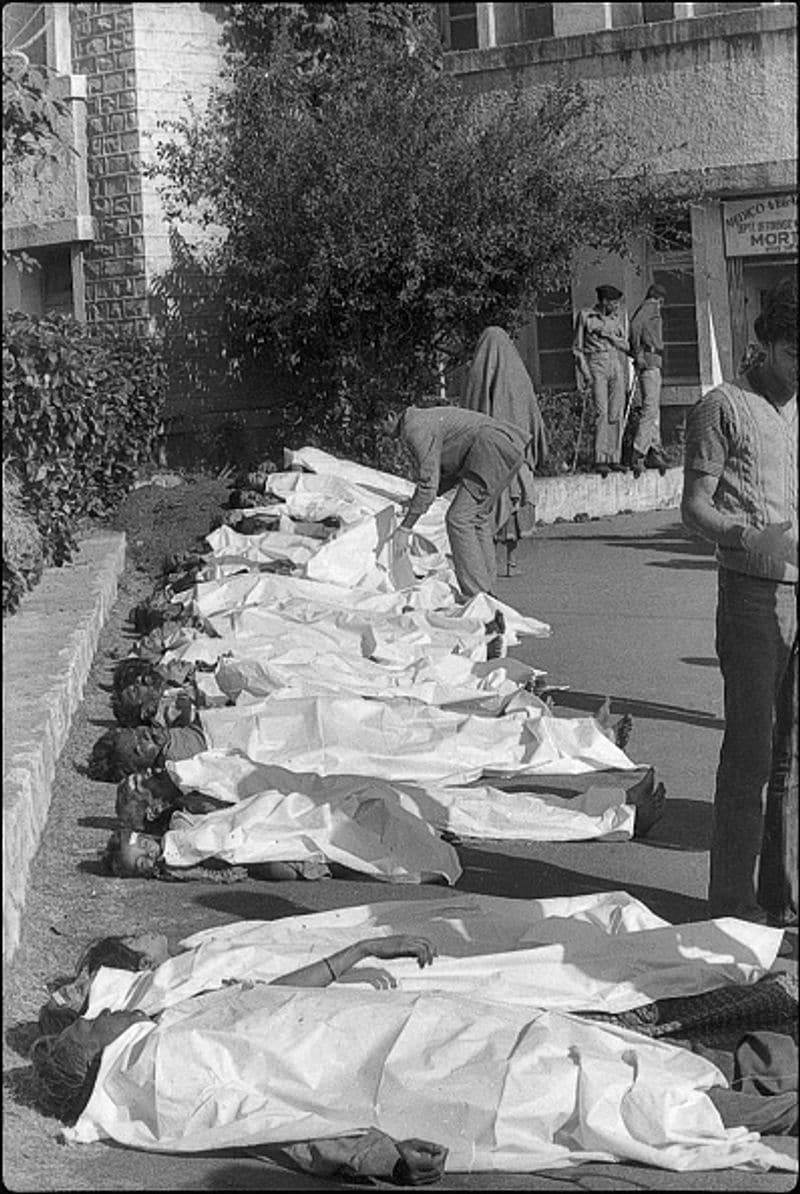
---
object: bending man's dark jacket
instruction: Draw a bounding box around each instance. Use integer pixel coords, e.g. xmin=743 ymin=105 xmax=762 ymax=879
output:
xmin=400 ymin=405 xmax=528 ymax=523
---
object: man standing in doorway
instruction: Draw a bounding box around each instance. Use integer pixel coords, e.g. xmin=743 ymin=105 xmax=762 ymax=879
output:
xmin=629 ymin=283 xmax=671 ymax=478
xmin=681 ymin=277 xmax=797 ymax=926
xmin=572 ymin=284 xmax=630 ymax=477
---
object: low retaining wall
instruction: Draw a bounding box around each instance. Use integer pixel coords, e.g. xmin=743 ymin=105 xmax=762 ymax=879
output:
xmin=534 ymin=466 xmax=682 ymax=524
xmin=2 ymin=532 xmax=126 ymax=963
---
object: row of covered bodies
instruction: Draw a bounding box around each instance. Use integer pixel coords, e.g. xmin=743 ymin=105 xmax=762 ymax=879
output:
xmin=70 ymin=447 xmax=795 ymax=1177
xmin=130 ymin=445 xmax=642 ymax=883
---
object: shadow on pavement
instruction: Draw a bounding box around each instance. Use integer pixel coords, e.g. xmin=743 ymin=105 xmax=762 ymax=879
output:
xmin=638 ymin=798 xmax=712 ymax=851
xmin=78 ymin=814 xmax=118 ymax=831
xmin=455 ymin=844 xmax=708 ymax=924
xmin=192 ymin=888 xmax=312 ymax=921
xmin=649 ymin=558 xmax=716 ymax=571
xmin=204 ymin=1153 xmax=332 ymax=1190
xmin=555 ymin=689 xmax=723 ymax=731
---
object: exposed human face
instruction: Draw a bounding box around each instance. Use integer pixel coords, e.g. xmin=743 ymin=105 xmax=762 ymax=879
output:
xmin=120 ymin=932 xmax=171 ymax=968
xmin=117 ymin=832 xmax=162 ymax=878
xmin=64 ymin=1008 xmax=150 ymax=1060
xmin=764 ymin=338 xmax=798 ymax=396
xmin=600 ymin=298 xmax=619 ymax=317
xmin=130 ymin=727 xmax=167 ymax=769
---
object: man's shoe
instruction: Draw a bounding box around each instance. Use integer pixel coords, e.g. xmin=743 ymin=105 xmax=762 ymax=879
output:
xmin=647 ymin=449 xmax=670 ymax=476
xmin=631 ymin=453 xmax=645 ymax=479
xmin=609 ymin=462 xmax=627 ymax=472
xmin=596 ymin=464 xmax=610 ymax=479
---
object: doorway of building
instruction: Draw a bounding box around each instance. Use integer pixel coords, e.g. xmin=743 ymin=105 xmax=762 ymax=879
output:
xmin=742 ymin=257 xmax=797 ymax=347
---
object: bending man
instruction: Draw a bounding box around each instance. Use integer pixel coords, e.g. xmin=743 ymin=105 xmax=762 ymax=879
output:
xmin=379 ymin=402 xmax=527 ymax=599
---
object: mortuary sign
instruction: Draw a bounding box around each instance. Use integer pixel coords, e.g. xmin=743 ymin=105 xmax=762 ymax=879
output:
xmin=722 ymin=194 xmax=797 ymax=257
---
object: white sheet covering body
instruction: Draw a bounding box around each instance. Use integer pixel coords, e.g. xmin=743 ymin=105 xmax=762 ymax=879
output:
xmin=84 ymin=891 xmax=784 ymax=1023
xmin=168 ymin=754 xmax=637 ymax=842
xmin=69 ymin=893 xmax=793 ymax=1173
xmin=213 ymin=650 xmax=536 ymax=709
xmin=198 ymin=696 xmax=636 ymax=783
xmin=160 ymin=782 xmax=462 ymax=885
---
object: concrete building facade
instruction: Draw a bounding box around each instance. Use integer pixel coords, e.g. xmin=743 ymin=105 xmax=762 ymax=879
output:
xmin=437 ymin=2 xmax=797 ymax=435
xmin=3 ymin=2 xmax=796 ymax=453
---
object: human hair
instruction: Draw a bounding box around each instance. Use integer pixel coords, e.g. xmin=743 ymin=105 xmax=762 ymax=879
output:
xmin=37 ymin=1002 xmax=80 ymax=1038
xmin=103 ymin=830 xmax=149 ymax=879
xmin=89 ymin=726 xmax=169 ymax=782
xmin=30 ymin=1032 xmax=100 ymax=1123
xmin=111 ymin=679 xmax=163 ymax=727
xmin=373 ymin=397 xmax=407 ymax=423
xmin=646 ymin=284 xmax=667 ymax=301
xmin=76 ymin=935 xmax=150 ymax=976
xmin=112 ymin=658 xmax=163 ymax=696
xmin=753 ymin=276 xmax=797 ymax=345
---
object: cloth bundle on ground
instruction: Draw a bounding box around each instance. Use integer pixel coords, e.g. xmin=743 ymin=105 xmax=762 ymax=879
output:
xmin=65 ymin=890 xmax=794 ymax=1174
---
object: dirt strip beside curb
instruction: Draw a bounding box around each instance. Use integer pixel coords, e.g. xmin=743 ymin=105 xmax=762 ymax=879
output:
xmin=2 ymin=532 xmax=126 ymax=963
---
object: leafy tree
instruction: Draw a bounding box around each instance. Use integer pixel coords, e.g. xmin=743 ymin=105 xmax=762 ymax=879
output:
xmin=156 ymin=2 xmax=698 ymax=462
xmin=3 ymin=50 xmax=68 ymax=203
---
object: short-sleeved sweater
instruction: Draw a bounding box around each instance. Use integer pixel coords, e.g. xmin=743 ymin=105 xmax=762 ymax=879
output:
xmin=684 ymin=380 xmax=797 ymax=584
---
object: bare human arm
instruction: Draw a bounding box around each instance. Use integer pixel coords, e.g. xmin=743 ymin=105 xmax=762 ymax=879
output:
xmin=284 ymin=1129 xmax=448 ymax=1185
xmin=269 ymin=934 xmax=437 ymax=988
xmin=681 ymin=470 xmax=749 ymax=549
xmin=682 ymin=471 xmax=797 ymax=565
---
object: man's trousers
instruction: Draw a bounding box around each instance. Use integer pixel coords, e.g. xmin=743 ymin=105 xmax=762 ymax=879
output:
xmin=710 ymin=568 xmax=797 ymax=921
xmin=588 ymin=353 xmax=626 ymax=464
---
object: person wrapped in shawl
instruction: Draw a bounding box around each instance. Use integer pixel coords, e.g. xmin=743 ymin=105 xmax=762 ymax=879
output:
xmin=462 ymin=327 xmax=548 ymax=573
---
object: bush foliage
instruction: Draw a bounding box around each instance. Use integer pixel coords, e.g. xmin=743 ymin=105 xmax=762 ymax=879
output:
xmin=2 ymin=461 xmax=44 ymax=616
xmin=153 ymin=2 xmax=698 ymax=466
xmin=2 ymin=312 xmax=167 ymax=574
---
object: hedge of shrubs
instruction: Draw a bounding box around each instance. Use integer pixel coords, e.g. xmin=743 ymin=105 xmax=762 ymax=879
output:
xmin=2 ymin=311 xmax=166 ymax=614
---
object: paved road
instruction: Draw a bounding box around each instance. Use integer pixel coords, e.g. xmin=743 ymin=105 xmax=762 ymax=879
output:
xmin=5 ymin=510 xmax=796 ymax=1191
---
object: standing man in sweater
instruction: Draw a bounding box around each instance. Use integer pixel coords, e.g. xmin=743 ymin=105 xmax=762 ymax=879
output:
xmin=379 ymin=404 xmax=527 ymax=600
xmin=681 ymin=277 xmax=797 ymax=926
xmin=629 ymin=284 xmax=671 ymax=477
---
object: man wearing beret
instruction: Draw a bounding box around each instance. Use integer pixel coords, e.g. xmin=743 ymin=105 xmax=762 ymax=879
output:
xmin=573 ymin=284 xmax=631 ymax=477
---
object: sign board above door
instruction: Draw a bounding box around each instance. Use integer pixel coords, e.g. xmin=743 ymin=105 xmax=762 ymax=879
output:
xmin=723 ymin=194 xmax=797 ymax=257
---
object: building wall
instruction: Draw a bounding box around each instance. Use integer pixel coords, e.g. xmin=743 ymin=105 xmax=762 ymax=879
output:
xmin=71 ymin=2 xmax=149 ymax=333
xmin=446 ymin=4 xmax=796 ymax=423
xmin=131 ymin=2 xmax=224 ymax=293
xmin=450 ymin=7 xmax=796 ymax=182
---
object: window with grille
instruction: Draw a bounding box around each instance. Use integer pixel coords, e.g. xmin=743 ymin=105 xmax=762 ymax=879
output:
xmin=445 ymin=3 xmax=479 ymax=51
xmin=611 ymin=3 xmax=677 ymax=30
xmin=520 ymin=3 xmax=554 ymax=41
xmin=643 ymin=2 xmax=675 ymax=21
xmin=536 ymin=290 xmax=575 ymax=389
xmin=650 ymin=268 xmax=700 ymax=382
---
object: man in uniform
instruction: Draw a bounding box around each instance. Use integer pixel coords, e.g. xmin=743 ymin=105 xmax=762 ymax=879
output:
xmin=629 ymin=284 xmax=671 ymax=478
xmin=572 ymin=284 xmax=631 ymax=477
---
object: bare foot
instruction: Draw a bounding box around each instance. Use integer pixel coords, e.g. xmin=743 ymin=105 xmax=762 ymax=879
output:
xmin=595 ymin=698 xmax=633 ymax=750
xmin=628 ymin=774 xmax=666 ymax=838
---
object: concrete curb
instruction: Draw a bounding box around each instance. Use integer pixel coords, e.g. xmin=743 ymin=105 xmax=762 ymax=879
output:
xmin=2 ymin=531 xmax=126 ymax=964
xmin=534 ymin=466 xmax=682 ymax=524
